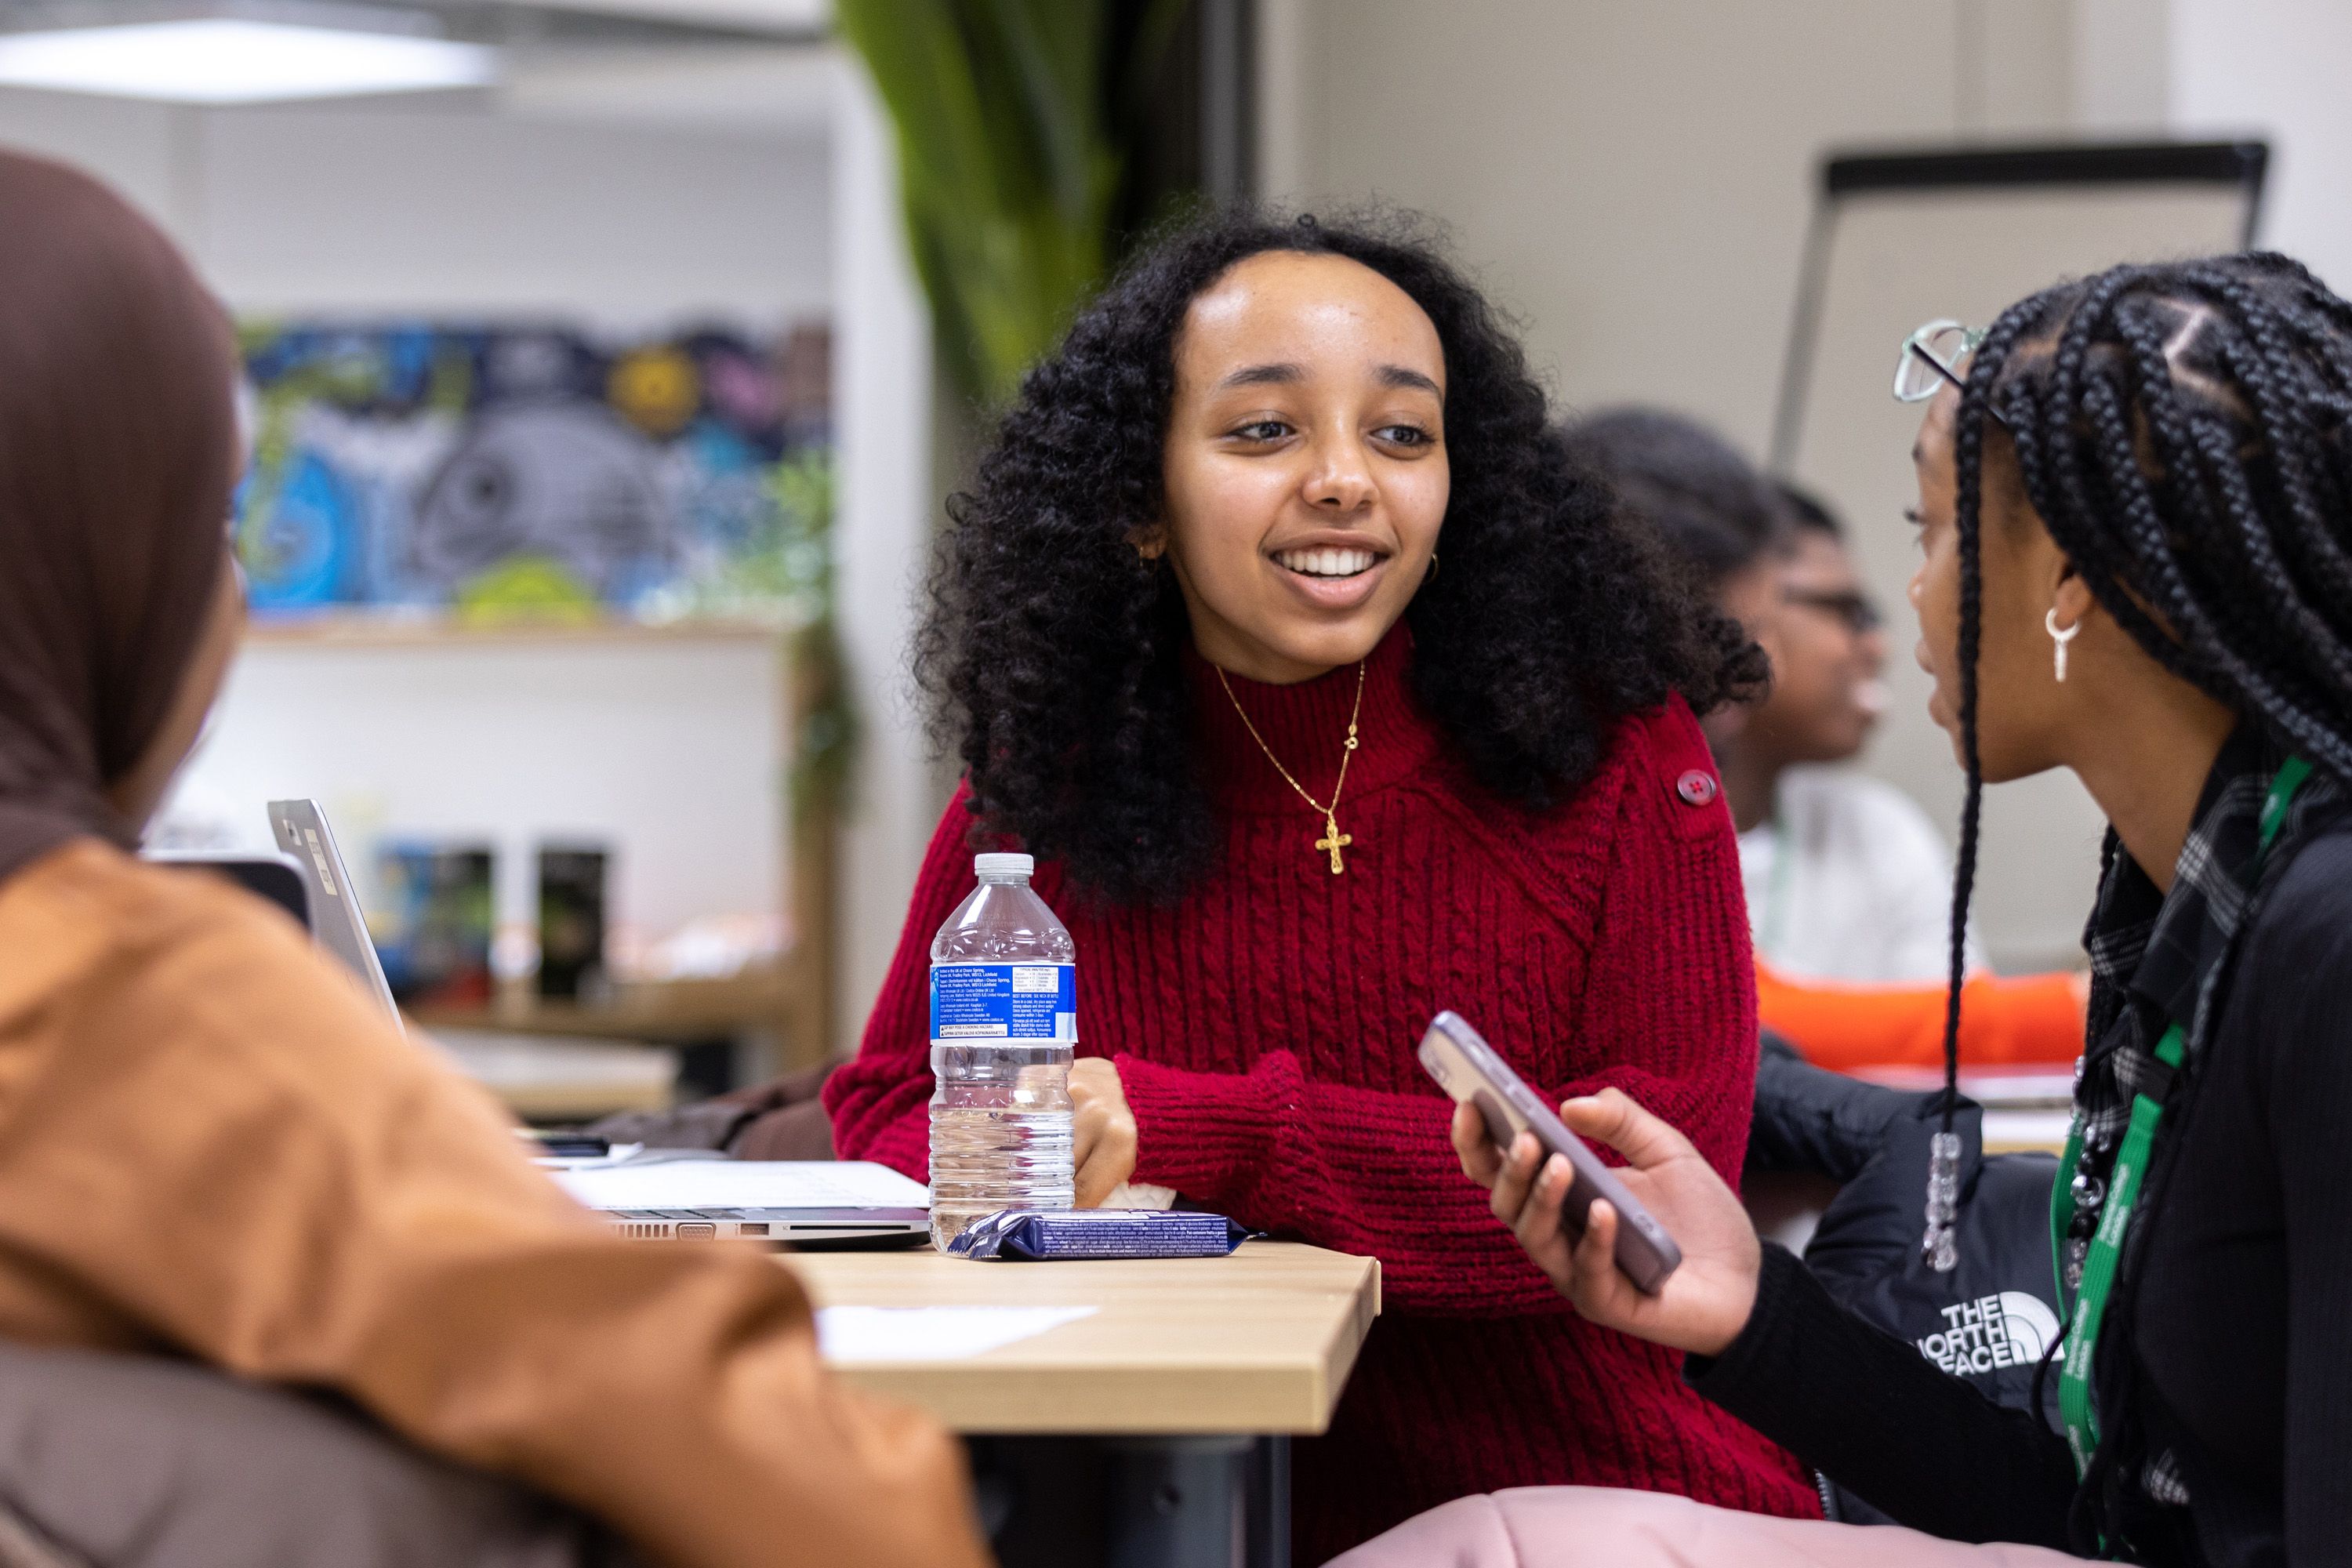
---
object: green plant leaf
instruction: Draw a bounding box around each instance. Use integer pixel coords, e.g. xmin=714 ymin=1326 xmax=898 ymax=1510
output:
xmin=836 ymin=0 xmax=1138 ymax=408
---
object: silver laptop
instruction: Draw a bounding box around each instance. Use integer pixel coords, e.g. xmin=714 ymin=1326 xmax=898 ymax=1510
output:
xmin=263 ymin=797 xmax=931 ymax=1248
xmin=547 ymin=1158 xmax=932 ymax=1246
xmin=269 ymin=799 xmax=400 ymax=1022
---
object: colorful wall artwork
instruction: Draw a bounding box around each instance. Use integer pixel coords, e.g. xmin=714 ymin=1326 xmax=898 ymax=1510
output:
xmin=234 ymin=321 xmax=832 ymax=623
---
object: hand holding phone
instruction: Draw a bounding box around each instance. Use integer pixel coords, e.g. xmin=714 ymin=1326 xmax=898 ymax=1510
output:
xmin=1428 ymin=1013 xmax=1766 ymax=1355
xmin=1418 ymin=1011 xmax=1682 ymax=1291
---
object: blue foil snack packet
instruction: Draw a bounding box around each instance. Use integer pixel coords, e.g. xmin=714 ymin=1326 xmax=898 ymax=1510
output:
xmin=946 ymin=1208 xmax=1253 ymax=1261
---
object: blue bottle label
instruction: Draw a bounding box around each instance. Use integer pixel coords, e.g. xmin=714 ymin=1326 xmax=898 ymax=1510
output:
xmin=930 ymin=962 xmax=1076 ymax=1042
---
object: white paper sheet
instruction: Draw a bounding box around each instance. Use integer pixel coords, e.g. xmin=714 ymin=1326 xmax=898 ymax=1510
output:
xmin=815 ymin=1305 xmax=1097 ymax=1364
xmin=551 ymin=1160 xmax=929 ymax=1211
xmin=1982 ymin=1109 xmax=2075 ymax=1148
xmin=1849 ymin=1065 xmax=2077 ymax=1107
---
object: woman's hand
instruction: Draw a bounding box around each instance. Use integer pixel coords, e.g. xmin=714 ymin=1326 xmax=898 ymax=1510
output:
xmin=1450 ymin=1088 xmax=1762 ymax=1357
xmin=1068 ymin=1058 xmax=1138 ymax=1207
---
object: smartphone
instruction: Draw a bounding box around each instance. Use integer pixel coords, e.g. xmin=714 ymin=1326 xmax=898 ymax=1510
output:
xmin=1417 ymin=1009 xmax=1682 ymax=1294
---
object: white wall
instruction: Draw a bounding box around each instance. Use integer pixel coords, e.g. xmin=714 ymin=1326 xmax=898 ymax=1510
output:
xmin=0 ymin=82 xmax=832 ymax=953
xmin=0 ymin=86 xmax=180 ymax=219
xmin=2169 ymin=0 xmax=2352 ymax=292
xmin=0 ymin=86 xmax=831 ymax=326
xmin=198 ymin=103 xmax=830 ymax=325
xmin=1262 ymin=0 xmax=2077 ymax=462
xmin=2074 ymin=0 xmax=2352 ymax=296
xmin=2072 ymin=0 xmax=2169 ymax=135
xmin=829 ymin=58 xmax=940 ymax=1050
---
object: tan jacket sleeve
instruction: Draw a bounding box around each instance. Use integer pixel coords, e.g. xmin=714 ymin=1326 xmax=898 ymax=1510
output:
xmin=0 ymin=844 xmax=991 ymax=1568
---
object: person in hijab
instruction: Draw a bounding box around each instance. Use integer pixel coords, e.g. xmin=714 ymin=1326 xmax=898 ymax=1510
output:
xmin=0 ymin=151 xmax=988 ymax=1568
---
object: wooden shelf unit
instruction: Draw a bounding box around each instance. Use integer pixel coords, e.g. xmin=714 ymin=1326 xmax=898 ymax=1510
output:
xmin=256 ymin=607 xmax=846 ymax=1074
xmin=408 ymin=951 xmax=820 ymax=1050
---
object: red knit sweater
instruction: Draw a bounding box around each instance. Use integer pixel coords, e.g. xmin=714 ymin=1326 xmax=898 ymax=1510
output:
xmin=824 ymin=629 xmax=1820 ymax=1559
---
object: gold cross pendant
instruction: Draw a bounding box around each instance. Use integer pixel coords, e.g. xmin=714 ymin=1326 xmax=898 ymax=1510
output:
xmin=1316 ymin=814 xmax=1353 ymax=875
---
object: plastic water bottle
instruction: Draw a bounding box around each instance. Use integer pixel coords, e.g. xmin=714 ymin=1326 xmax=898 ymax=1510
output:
xmin=927 ymin=852 xmax=1077 ymax=1252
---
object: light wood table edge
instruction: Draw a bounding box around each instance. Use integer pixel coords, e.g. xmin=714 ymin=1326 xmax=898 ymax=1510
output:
xmin=799 ymin=1246 xmax=1381 ymax=1437
xmin=836 ymin=1362 xmax=1331 ymax=1436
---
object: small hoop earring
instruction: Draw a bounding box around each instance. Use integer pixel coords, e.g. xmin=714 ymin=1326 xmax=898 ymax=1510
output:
xmin=2046 ymin=607 xmax=2082 ymax=683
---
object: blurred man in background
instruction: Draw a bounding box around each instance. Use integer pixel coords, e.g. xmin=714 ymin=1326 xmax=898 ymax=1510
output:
xmin=1569 ymin=410 xmax=1976 ymax=982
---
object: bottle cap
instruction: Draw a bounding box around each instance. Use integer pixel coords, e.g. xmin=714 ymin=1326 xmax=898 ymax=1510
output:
xmin=974 ymin=852 xmax=1034 ymax=878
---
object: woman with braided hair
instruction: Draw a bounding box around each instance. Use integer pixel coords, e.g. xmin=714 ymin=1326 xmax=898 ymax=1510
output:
xmin=1339 ymin=250 xmax=2352 ymax=1566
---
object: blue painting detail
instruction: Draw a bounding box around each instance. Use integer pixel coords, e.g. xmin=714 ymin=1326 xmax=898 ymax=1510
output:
xmin=239 ymin=448 xmax=361 ymax=612
xmin=235 ymin=321 xmax=831 ymax=621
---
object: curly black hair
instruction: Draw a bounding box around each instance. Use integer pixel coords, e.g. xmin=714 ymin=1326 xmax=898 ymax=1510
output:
xmin=919 ymin=208 xmax=1765 ymax=903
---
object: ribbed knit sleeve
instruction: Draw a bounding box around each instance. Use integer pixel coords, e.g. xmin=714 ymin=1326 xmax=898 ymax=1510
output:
xmin=1558 ymin=700 xmax=1762 ymax=1191
xmin=1117 ymin=700 xmax=1762 ymax=1311
xmin=1116 ymin=1048 xmax=1572 ymax=1313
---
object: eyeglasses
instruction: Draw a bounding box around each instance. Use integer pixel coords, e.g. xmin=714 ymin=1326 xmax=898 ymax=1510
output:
xmin=1893 ymin=319 xmax=2010 ymax=429
xmin=1895 ymin=320 xmax=1983 ymax=401
xmin=1781 ymin=587 xmax=1882 ymax=637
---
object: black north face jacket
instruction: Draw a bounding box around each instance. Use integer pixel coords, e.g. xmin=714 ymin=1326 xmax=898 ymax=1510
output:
xmin=1744 ymin=1036 xmax=2062 ymax=1526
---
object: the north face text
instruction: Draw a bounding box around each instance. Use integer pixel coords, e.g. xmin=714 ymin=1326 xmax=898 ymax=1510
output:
xmin=1916 ymin=1291 xmax=2060 ymax=1377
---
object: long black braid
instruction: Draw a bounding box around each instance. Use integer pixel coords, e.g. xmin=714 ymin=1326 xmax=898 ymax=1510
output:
xmin=1928 ymin=313 xmax=2005 ymax=1171
xmin=1933 ymin=252 xmax=2352 ymax=1241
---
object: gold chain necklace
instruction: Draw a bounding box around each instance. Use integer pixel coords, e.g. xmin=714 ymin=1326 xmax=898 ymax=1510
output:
xmin=1216 ymin=660 xmax=1366 ymax=874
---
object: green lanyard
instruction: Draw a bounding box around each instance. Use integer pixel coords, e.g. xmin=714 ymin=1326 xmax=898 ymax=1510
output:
xmin=2050 ymin=756 xmax=2313 ymax=1479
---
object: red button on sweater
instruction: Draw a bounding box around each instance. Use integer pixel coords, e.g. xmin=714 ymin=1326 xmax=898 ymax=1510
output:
xmin=824 ymin=628 xmax=1820 ymax=1559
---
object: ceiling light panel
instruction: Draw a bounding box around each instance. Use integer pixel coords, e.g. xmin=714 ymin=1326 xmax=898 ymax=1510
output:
xmin=0 ymin=17 xmax=497 ymax=103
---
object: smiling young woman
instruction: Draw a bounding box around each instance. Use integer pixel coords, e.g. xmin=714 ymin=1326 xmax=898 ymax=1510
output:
xmin=822 ymin=211 xmax=1819 ymax=1557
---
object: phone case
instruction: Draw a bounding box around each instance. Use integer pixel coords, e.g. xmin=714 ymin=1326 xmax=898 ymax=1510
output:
xmin=1417 ymin=1009 xmax=1682 ymax=1293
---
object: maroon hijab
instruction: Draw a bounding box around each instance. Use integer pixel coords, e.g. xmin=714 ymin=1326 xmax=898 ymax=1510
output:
xmin=0 ymin=151 xmax=238 ymax=884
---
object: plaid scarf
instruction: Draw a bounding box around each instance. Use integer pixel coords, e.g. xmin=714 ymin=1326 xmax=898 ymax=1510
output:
xmin=2063 ymin=726 xmax=2344 ymax=1510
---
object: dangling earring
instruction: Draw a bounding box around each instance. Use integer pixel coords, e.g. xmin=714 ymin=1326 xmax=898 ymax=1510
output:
xmin=2046 ymin=607 xmax=2082 ymax=682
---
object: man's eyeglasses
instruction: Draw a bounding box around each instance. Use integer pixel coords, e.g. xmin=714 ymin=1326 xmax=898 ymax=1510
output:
xmin=1893 ymin=319 xmax=2009 ymax=429
xmin=1782 ymin=587 xmax=1882 ymax=637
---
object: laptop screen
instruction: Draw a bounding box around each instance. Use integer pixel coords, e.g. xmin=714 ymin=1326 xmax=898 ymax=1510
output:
xmin=268 ymin=799 xmax=401 ymax=1025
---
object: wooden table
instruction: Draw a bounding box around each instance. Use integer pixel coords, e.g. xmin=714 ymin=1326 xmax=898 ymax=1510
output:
xmin=790 ymin=1242 xmax=1382 ymax=1568
xmin=794 ymin=1241 xmax=1379 ymax=1435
